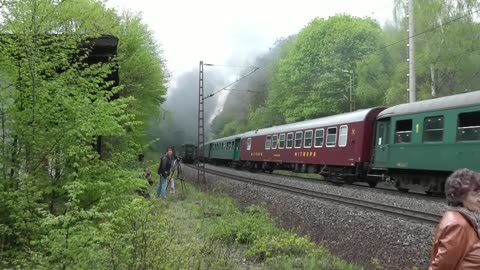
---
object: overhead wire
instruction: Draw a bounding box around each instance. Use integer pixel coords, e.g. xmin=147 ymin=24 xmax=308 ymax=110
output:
xmin=203 ymin=66 xmax=259 ymax=100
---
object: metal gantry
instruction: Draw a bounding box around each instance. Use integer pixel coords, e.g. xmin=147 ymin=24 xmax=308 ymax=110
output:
xmin=197 ymin=61 xmax=206 ymax=186
xmin=197 ymin=61 xmax=259 ymax=188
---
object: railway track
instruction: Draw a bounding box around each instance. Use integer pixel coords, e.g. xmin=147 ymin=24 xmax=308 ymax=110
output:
xmin=269 ymin=171 xmax=445 ymax=203
xmin=188 ymin=164 xmax=443 ymax=225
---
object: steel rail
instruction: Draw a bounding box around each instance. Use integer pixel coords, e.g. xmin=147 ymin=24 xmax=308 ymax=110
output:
xmin=191 ymin=165 xmax=442 ymax=225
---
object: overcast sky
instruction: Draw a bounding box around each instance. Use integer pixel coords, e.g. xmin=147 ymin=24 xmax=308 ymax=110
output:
xmin=106 ymin=0 xmax=395 ymax=85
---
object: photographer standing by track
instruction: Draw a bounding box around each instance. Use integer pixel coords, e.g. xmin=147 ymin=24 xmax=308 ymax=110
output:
xmin=157 ymin=147 xmax=173 ymax=199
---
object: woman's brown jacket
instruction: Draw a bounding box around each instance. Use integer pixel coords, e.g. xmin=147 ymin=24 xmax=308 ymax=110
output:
xmin=429 ymin=211 xmax=480 ymax=270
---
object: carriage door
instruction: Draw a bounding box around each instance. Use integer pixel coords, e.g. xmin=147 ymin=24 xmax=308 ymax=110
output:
xmin=233 ymin=138 xmax=241 ymax=161
xmin=374 ymin=120 xmax=390 ymax=167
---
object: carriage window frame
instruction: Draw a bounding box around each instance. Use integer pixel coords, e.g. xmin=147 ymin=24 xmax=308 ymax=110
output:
xmin=247 ymin=138 xmax=252 ymax=150
xmin=395 ymin=119 xmax=413 ymax=144
xmin=294 ymin=131 xmax=303 ymax=148
xmin=286 ymin=132 xmax=294 ymax=149
xmin=457 ymin=111 xmax=480 ymax=142
xmin=314 ymin=128 xmax=324 ymax=148
xmin=272 ymin=134 xmax=278 ymax=149
xmin=304 ymin=130 xmax=313 ymax=148
xmin=326 ymin=127 xmax=337 ymax=147
xmin=265 ymin=135 xmax=271 ymax=150
xmin=339 ymin=125 xmax=348 ymax=147
xmin=423 ymin=116 xmax=444 ymax=143
xmin=278 ymin=133 xmax=285 ymax=149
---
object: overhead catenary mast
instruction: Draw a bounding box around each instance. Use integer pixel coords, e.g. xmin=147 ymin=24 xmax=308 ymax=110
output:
xmin=407 ymin=0 xmax=416 ymax=103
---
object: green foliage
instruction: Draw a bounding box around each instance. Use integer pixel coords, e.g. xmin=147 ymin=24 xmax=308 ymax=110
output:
xmin=116 ymin=11 xmax=168 ymax=144
xmin=0 ymin=0 xmax=168 ymax=268
xmin=247 ymin=232 xmax=316 ymax=261
xmin=268 ymin=15 xmax=386 ymax=122
xmin=211 ymin=2 xmax=480 ymax=139
xmin=208 ymin=205 xmax=277 ymax=244
xmin=264 ymin=252 xmax=362 ymax=270
xmin=205 ymin=200 xmax=362 ymax=269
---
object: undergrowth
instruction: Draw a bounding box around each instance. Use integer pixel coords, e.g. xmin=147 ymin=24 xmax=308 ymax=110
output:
xmin=197 ymin=187 xmax=363 ymax=269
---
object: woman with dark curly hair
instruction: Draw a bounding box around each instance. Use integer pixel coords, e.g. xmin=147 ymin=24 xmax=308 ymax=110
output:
xmin=429 ymin=168 xmax=480 ymax=270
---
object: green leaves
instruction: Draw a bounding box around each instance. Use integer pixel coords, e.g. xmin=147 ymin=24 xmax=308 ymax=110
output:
xmin=0 ymin=0 xmax=168 ymax=268
xmin=262 ymin=15 xmax=386 ymax=122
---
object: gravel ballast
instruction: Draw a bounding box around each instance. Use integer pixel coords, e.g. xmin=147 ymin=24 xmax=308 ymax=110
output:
xmin=206 ymin=164 xmax=446 ymax=215
xmin=182 ymin=165 xmax=439 ymax=269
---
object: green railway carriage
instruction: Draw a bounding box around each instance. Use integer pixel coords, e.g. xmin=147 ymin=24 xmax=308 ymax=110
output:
xmin=372 ymin=91 xmax=480 ymax=194
xmin=180 ymin=143 xmax=197 ymax=163
xmin=207 ymin=135 xmax=242 ymax=163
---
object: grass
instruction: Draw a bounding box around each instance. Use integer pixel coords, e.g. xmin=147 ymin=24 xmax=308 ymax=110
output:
xmin=147 ymin=180 xmax=364 ymax=270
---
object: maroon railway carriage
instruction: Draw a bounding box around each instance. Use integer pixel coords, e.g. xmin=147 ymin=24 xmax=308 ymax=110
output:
xmin=239 ymin=107 xmax=386 ymax=185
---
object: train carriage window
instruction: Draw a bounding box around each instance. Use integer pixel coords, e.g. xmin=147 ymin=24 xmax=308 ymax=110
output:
xmin=265 ymin=135 xmax=271 ymax=150
xmin=247 ymin=138 xmax=252 ymax=150
xmin=272 ymin=135 xmax=278 ymax=149
xmin=457 ymin=111 xmax=480 ymax=142
xmin=395 ymin=120 xmax=412 ymax=144
xmin=304 ymin=130 xmax=313 ymax=148
xmin=326 ymin=127 xmax=337 ymax=147
xmin=294 ymin=131 xmax=303 ymax=148
xmin=314 ymin=129 xmax=324 ymax=147
xmin=279 ymin=133 xmax=285 ymax=149
xmin=223 ymin=142 xmax=226 ymax=150
xmin=286 ymin=133 xmax=294 ymax=149
xmin=423 ymin=116 xmax=444 ymax=143
xmin=339 ymin=125 xmax=348 ymax=147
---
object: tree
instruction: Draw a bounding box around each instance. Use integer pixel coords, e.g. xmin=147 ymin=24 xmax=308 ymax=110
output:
xmin=267 ymin=15 xmax=387 ymax=122
xmin=116 ymin=11 xmax=168 ymax=146
xmin=390 ymin=0 xmax=480 ymax=101
xmin=0 ymin=0 xmax=169 ymax=267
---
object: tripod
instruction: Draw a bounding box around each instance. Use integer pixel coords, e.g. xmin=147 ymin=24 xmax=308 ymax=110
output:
xmin=167 ymin=158 xmax=187 ymax=199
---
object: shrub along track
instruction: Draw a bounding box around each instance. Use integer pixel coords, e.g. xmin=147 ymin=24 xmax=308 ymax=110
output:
xmin=186 ymin=164 xmax=442 ymax=225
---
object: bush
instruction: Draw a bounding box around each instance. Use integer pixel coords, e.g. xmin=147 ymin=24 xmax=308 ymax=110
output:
xmin=247 ymin=232 xmax=316 ymax=261
xmin=264 ymin=252 xmax=363 ymax=270
xmin=208 ymin=205 xmax=277 ymax=244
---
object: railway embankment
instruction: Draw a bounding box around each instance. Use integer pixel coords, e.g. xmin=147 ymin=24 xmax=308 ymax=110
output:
xmin=184 ymin=164 xmax=440 ymax=269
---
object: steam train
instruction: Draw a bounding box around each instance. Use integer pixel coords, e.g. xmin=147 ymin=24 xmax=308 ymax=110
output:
xmin=179 ymin=143 xmax=197 ymax=164
xmin=199 ymin=91 xmax=480 ymax=194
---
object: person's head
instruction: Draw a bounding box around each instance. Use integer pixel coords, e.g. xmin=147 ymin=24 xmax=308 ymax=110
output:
xmin=166 ymin=147 xmax=173 ymax=157
xmin=445 ymin=168 xmax=480 ymax=211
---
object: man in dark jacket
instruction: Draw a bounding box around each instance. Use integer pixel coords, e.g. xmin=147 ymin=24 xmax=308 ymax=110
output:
xmin=157 ymin=147 xmax=173 ymax=199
